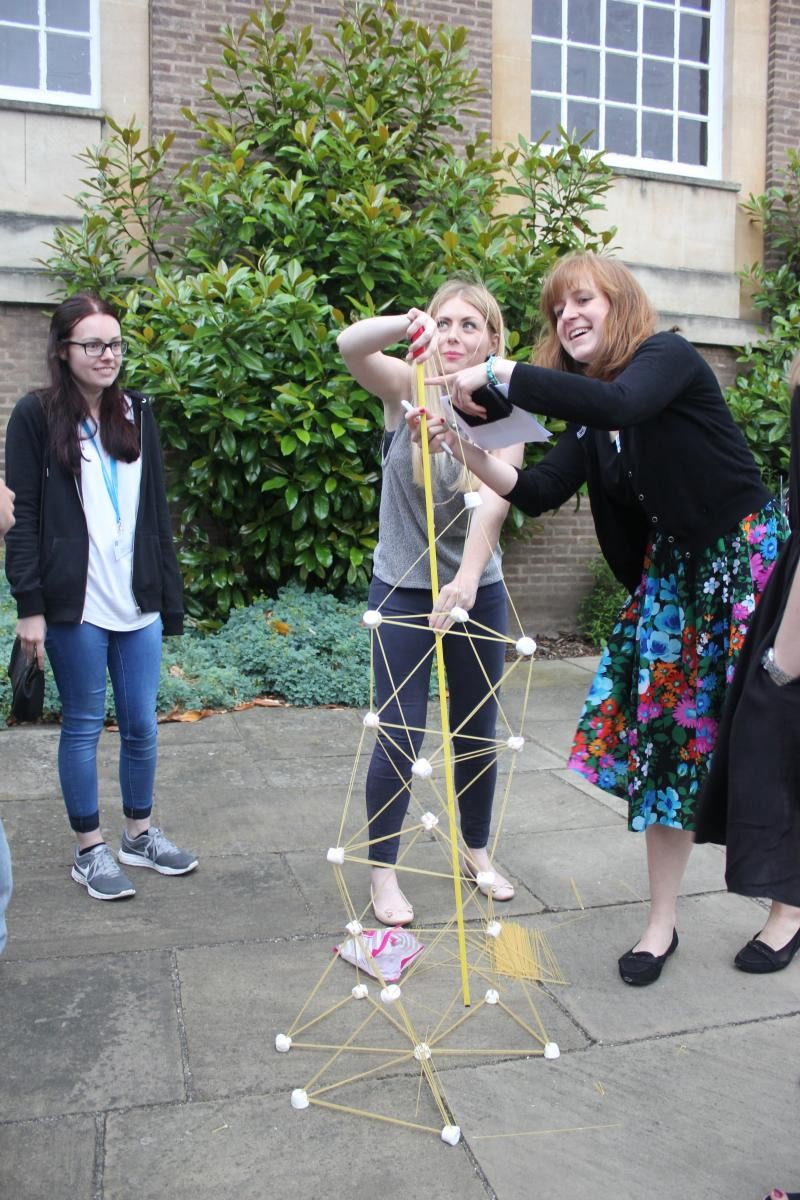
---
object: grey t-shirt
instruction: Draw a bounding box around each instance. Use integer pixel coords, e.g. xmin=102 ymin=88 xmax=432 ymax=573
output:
xmin=371 ymin=421 xmax=503 ymax=589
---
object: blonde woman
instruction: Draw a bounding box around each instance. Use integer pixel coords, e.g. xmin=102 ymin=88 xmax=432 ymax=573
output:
xmin=411 ymin=252 xmax=787 ymax=984
xmin=337 ymin=280 xmax=524 ymax=926
xmin=696 ymin=350 xmax=800 ymax=975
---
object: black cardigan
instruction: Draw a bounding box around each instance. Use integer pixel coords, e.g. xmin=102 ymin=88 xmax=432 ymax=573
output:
xmin=505 ymin=332 xmax=771 ymax=593
xmin=4 ymin=390 xmax=184 ymax=634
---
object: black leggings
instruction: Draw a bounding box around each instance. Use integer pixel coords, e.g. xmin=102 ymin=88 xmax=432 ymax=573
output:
xmin=366 ymin=576 xmax=507 ymax=865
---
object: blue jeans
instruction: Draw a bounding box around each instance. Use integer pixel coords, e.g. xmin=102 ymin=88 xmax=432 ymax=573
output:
xmin=366 ymin=577 xmax=507 ymax=865
xmin=0 ymin=819 xmax=11 ymax=954
xmin=45 ymin=619 xmax=163 ymax=833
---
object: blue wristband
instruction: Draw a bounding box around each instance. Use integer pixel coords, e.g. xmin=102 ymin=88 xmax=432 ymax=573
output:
xmin=486 ymin=355 xmax=499 ymax=387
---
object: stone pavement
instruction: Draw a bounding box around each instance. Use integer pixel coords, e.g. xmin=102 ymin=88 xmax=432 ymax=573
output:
xmin=0 ymin=656 xmax=797 ymax=1200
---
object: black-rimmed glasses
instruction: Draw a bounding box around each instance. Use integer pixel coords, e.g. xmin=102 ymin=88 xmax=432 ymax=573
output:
xmin=61 ymin=339 xmax=128 ymax=358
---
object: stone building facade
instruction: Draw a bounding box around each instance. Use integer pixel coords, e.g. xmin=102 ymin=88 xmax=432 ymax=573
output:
xmin=1 ymin=1 xmax=798 ymax=632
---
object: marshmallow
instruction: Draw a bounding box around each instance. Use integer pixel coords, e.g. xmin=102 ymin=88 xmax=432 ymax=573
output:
xmin=414 ymin=1043 xmax=432 ymax=1061
xmin=345 ymin=920 xmax=363 ymax=937
xmin=326 ymin=846 xmax=345 ymax=864
xmin=544 ymin=1042 xmax=560 ymax=1060
xmin=362 ymin=609 xmax=383 ymax=627
xmin=411 ymin=757 xmax=433 ymax=779
xmin=485 ymin=989 xmax=500 ymax=1005
xmin=290 ymin=1088 xmax=310 ymax=1109
xmin=485 ymin=920 xmax=502 ymax=938
xmin=506 ymin=735 xmax=525 ymax=751
xmin=475 ymin=870 xmax=495 ymax=889
xmin=449 ymin=606 xmax=469 ymax=623
xmin=463 ymin=491 xmax=482 ymax=509
xmin=515 ymin=636 xmax=537 ymax=657
xmin=381 ymin=984 xmax=402 ymax=1003
xmin=275 ymin=1033 xmax=292 ymax=1052
xmin=362 ymin=711 xmax=380 ymax=728
xmin=420 ymin=811 xmax=440 ymax=831
xmin=352 ymin=983 xmax=369 ymax=999
xmin=440 ymin=1125 xmax=461 ymax=1145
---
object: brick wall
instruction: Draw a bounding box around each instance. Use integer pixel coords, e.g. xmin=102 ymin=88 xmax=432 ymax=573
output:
xmin=150 ymin=0 xmax=492 ymax=157
xmin=766 ymin=0 xmax=800 ymax=188
xmin=0 ymin=305 xmax=51 ymax=468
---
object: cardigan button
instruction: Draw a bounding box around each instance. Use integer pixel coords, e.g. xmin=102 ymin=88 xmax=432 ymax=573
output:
xmin=638 ymin=493 xmax=645 ymax=501
xmin=627 ymin=470 xmax=633 ymax=478
xmin=651 ymin=515 xmax=658 ymax=523
xmin=685 ymin=550 xmax=692 ymax=559
xmin=667 ymin=535 xmax=675 ymax=544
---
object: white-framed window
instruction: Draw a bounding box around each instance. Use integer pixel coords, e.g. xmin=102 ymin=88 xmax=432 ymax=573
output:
xmin=0 ymin=0 xmax=99 ymax=107
xmin=531 ymin=0 xmax=723 ymax=178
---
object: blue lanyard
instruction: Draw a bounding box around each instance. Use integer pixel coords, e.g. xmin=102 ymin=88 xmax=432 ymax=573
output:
xmin=81 ymin=420 xmax=121 ymax=528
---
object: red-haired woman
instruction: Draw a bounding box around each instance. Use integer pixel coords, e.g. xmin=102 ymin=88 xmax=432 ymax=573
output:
xmin=410 ymin=251 xmax=787 ymax=985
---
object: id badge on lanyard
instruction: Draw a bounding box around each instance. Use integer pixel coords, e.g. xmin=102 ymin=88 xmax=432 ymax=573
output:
xmin=82 ymin=421 xmax=133 ymax=559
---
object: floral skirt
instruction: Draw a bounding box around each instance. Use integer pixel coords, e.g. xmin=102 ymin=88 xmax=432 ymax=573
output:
xmin=568 ymin=502 xmax=788 ymax=832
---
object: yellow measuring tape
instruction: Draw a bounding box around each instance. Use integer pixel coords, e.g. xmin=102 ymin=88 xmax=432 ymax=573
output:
xmin=416 ymin=363 xmax=471 ymax=1006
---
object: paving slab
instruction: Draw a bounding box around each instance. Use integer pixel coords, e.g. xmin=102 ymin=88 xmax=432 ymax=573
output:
xmin=103 ymin=1089 xmax=492 ymax=1200
xmin=0 ymin=1114 xmax=97 ymax=1200
xmin=446 ymin=1015 xmax=800 ymax=1200
xmin=0 ymin=951 xmax=184 ymax=1120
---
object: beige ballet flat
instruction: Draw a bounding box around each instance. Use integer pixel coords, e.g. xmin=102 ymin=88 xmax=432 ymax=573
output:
xmin=370 ymin=884 xmax=414 ymax=927
xmin=462 ymin=857 xmax=515 ymax=902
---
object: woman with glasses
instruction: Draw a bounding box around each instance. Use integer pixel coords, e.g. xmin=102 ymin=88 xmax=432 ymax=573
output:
xmin=4 ymin=293 xmax=197 ymax=901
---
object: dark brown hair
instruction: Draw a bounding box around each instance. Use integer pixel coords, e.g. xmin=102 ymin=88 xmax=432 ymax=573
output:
xmin=534 ymin=252 xmax=657 ymax=380
xmin=44 ymin=293 xmax=140 ymax=472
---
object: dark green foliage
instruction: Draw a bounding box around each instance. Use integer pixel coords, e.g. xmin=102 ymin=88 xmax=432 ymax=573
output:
xmin=727 ymin=150 xmax=800 ymax=493
xmin=576 ymin=558 xmax=627 ymax=649
xmin=41 ymin=0 xmax=616 ymax=623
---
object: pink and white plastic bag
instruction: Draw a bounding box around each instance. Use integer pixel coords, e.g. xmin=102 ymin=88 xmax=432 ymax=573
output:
xmin=336 ymin=927 xmax=424 ymax=982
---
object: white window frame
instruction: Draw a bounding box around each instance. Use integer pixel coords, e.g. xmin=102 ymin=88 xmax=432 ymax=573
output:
xmin=531 ymin=0 xmax=724 ymax=179
xmin=0 ymin=0 xmax=100 ymax=107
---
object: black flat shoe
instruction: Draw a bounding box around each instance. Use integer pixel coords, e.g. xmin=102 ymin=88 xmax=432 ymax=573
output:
xmin=735 ymin=926 xmax=800 ymax=974
xmin=618 ymin=928 xmax=679 ymax=987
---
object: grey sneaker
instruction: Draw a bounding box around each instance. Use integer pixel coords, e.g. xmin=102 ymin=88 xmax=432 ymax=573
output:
xmin=118 ymin=826 xmax=198 ymax=876
xmin=72 ymin=844 xmax=136 ymax=900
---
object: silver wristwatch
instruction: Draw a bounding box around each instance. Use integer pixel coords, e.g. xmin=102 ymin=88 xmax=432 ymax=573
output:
xmin=761 ymin=646 xmax=795 ymax=686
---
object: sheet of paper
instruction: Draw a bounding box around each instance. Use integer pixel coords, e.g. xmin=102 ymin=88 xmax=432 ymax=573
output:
xmin=440 ymin=387 xmax=551 ymax=450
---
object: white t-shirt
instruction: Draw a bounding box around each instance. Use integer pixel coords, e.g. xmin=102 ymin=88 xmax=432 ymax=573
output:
xmin=79 ymin=417 xmax=159 ymax=632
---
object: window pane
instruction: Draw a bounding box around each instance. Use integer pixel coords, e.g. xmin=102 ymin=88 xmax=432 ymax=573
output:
xmin=568 ymin=0 xmax=600 ymax=45
xmin=678 ymin=63 xmax=707 ymax=114
xmin=605 ymin=105 xmax=637 ymax=155
xmin=606 ymin=52 xmax=637 ymax=103
xmin=642 ymin=110 xmax=672 ymax=159
xmin=46 ymin=31 xmax=90 ymax=93
xmin=532 ymin=40 xmax=561 ymax=92
xmin=681 ymin=0 xmax=710 ymax=10
xmin=643 ymin=6 xmax=674 ymax=56
xmin=568 ymin=46 xmax=600 ymax=97
xmin=678 ymin=116 xmax=707 ymax=165
xmin=532 ymin=2 xmax=562 ymax=38
xmin=46 ymin=0 xmax=90 ymax=33
xmin=606 ymin=1 xmax=638 ymax=51
xmin=531 ymin=95 xmax=562 ymax=143
xmin=567 ymin=99 xmax=599 ymax=148
xmin=0 ymin=23 xmax=37 ymax=85
xmin=679 ymin=13 xmax=709 ymax=62
xmin=642 ymin=56 xmax=673 ymax=109
xmin=0 ymin=0 xmax=37 ymax=21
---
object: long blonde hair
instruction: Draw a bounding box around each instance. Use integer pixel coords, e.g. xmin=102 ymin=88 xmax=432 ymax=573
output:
xmin=411 ymin=278 xmax=506 ymax=489
xmin=535 ymin=252 xmax=656 ymax=380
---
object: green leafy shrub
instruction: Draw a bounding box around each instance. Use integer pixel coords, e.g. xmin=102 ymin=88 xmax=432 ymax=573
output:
xmin=42 ymin=0 xmax=616 ymax=624
xmin=576 ymin=558 xmax=627 ymax=649
xmin=727 ymin=149 xmax=800 ymax=493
